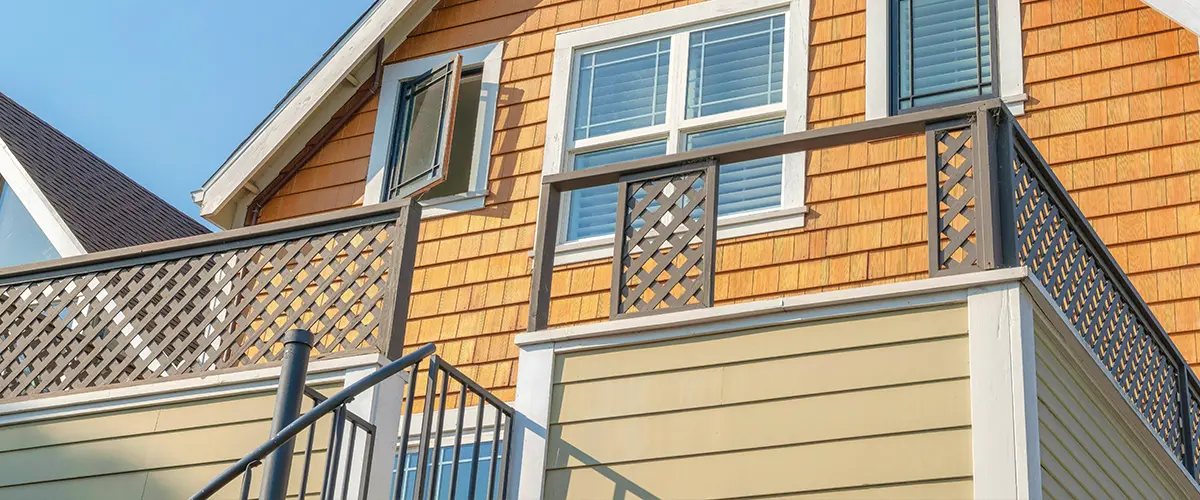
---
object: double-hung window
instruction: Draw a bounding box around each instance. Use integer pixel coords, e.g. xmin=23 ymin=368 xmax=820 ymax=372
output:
xmin=867 ymin=0 xmax=1023 ymax=118
xmin=366 ymin=42 xmax=503 ymax=217
xmin=545 ymin=0 xmax=807 ymax=256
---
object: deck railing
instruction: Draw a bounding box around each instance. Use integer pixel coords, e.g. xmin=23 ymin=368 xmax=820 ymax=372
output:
xmin=528 ymin=98 xmax=1200 ymax=478
xmin=0 ymin=199 xmax=421 ymax=400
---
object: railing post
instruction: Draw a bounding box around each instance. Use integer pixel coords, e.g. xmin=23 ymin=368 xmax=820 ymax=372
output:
xmin=381 ymin=200 xmax=422 ymax=359
xmin=925 ymin=102 xmax=1013 ymax=276
xmin=260 ymin=329 xmax=315 ymax=500
xmin=1180 ymin=368 xmax=1197 ymax=477
xmin=529 ymin=184 xmax=561 ymax=332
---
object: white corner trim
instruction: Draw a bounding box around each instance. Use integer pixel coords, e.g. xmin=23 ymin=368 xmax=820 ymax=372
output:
xmin=364 ymin=41 xmax=504 ymax=211
xmin=517 ymin=266 xmax=1029 ymax=347
xmin=544 ymin=206 xmax=807 ymax=266
xmin=198 ymin=0 xmax=431 ymax=218
xmin=509 ymin=342 xmax=554 ymax=500
xmin=1023 ymin=277 xmax=1200 ymax=496
xmin=0 ymin=136 xmax=86 ymax=257
xmin=0 ymin=353 xmax=386 ymax=426
xmin=966 ymin=282 xmax=1041 ymax=500
xmin=864 ymin=0 xmax=1025 ymax=120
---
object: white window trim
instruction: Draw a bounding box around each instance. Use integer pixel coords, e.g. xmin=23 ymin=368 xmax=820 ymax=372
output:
xmin=541 ymin=0 xmax=810 ymax=265
xmin=364 ymin=41 xmax=504 ymax=218
xmin=864 ymin=0 xmax=1026 ymax=120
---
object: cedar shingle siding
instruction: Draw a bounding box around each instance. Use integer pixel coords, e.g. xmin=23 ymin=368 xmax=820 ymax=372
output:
xmin=253 ymin=0 xmax=1200 ymax=399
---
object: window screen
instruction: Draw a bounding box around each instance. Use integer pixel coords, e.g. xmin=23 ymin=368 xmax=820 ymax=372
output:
xmin=892 ymin=0 xmax=992 ymax=112
xmin=386 ymin=56 xmax=462 ymax=200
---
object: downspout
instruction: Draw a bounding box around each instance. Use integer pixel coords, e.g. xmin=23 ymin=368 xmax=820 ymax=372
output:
xmin=245 ymin=40 xmax=387 ymax=226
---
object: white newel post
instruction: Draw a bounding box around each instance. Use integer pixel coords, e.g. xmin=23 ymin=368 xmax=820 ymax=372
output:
xmin=343 ymin=361 xmax=408 ymax=500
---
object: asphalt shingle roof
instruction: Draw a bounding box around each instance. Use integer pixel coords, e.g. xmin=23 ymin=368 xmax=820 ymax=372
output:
xmin=0 ymin=92 xmax=208 ymax=252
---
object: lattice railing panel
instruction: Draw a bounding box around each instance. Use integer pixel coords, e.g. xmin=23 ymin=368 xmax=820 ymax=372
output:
xmin=0 ymin=219 xmax=399 ymax=399
xmin=612 ymin=161 xmax=716 ymax=318
xmin=1012 ymin=140 xmax=1185 ymax=460
xmin=930 ymin=125 xmax=980 ymax=273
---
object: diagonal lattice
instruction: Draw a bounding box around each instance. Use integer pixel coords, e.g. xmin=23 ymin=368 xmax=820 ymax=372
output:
xmin=0 ymin=218 xmax=401 ymax=399
xmin=932 ymin=126 xmax=979 ymax=273
xmin=1012 ymin=138 xmax=1185 ymax=461
xmin=612 ymin=162 xmax=715 ymax=318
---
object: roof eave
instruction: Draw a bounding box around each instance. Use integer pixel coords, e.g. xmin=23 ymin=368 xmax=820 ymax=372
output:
xmin=197 ymin=0 xmax=435 ymax=226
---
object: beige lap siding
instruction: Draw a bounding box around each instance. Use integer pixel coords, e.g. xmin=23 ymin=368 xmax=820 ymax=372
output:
xmin=1034 ymin=314 xmax=1187 ymax=500
xmin=0 ymin=386 xmax=337 ymax=500
xmin=543 ymin=305 xmax=973 ymax=499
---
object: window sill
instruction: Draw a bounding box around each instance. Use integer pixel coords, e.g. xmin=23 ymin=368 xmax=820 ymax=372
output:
xmin=418 ymin=190 xmax=487 ymax=218
xmin=540 ymin=205 xmax=808 ymax=266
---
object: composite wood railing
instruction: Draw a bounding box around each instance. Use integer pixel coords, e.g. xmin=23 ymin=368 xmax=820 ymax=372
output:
xmin=528 ymin=99 xmax=1200 ymax=478
xmin=0 ymin=199 xmax=420 ymax=400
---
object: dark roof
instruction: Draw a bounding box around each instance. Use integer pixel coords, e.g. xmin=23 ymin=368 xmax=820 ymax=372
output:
xmin=0 ymin=92 xmax=208 ymax=252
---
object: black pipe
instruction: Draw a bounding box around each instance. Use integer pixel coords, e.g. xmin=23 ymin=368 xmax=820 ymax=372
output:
xmin=260 ymin=329 xmax=315 ymax=500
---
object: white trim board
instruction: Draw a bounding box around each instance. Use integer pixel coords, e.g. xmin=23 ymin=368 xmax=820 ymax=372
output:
xmin=364 ymin=41 xmax=504 ymax=215
xmin=0 ymin=135 xmax=86 ymax=257
xmin=516 ymin=267 xmax=1028 ymax=346
xmin=1141 ymin=0 xmax=1200 ymax=36
xmin=194 ymin=0 xmax=438 ymax=227
xmin=0 ymin=353 xmax=385 ymax=426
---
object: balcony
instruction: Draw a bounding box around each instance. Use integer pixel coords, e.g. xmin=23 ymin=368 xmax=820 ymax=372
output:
xmin=525 ymin=99 xmax=1200 ymax=493
xmin=0 ymin=199 xmax=421 ymax=400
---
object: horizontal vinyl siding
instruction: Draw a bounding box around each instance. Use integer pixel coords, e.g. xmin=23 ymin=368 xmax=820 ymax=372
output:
xmin=0 ymin=385 xmax=337 ymax=500
xmin=1035 ymin=319 xmax=1183 ymax=500
xmin=545 ymin=305 xmax=972 ymax=499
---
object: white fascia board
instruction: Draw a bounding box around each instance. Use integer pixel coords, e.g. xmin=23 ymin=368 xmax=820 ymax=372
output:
xmin=196 ymin=0 xmax=430 ymax=221
xmin=0 ymin=135 xmax=86 ymax=257
xmin=1143 ymin=0 xmax=1200 ymax=35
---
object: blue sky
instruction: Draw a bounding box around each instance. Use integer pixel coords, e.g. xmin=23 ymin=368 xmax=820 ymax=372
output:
xmin=0 ymin=0 xmax=376 ymax=224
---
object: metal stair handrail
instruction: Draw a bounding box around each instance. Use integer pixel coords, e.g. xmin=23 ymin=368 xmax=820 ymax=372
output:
xmin=191 ymin=343 xmax=437 ymax=499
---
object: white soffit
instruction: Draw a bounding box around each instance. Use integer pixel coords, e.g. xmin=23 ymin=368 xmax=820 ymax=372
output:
xmin=195 ymin=0 xmax=433 ymax=220
xmin=0 ymin=136 xmax=86 ymax=257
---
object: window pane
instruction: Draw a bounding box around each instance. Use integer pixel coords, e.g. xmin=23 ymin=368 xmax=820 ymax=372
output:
xmin=573 ymin=39 xmax=670 ymax=139
xmin=894 ymin=0 xmax=992 ymax=111
xmin=0 ymin=180 xmax=58 ymax=269
xmin=399 ymin=75 xmax=450 ymax=186
xmin=686 ymin=15 xmax=785 ymax=119
xmin=566 ymin=141 xmax=668 ymax=241
xmin=395 ymin=442 xmax=500 ymax=500
xmin=423 ymin=71 xmax=482 ymax=200
xmin=686 ymin=119 xmax=784 ymax=215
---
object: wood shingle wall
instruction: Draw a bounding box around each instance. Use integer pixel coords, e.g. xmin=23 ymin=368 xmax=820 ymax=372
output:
xmin=252 ymin=0 xmax=1200 ymax=400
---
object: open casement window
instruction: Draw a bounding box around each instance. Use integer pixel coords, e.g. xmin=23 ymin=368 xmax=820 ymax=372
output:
xmin=385 ymin=55 xmax=462 ymax=201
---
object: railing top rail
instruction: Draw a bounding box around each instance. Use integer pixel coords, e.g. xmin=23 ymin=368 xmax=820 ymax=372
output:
xmin=0 ymin=198 xmax=416 ymax=285
xmin=543 ymin=99 xmax=1005 ymax=192
xmin=1008 ymin=117 xmax=1196 ymax=384
xmin=191 ymin=342 xmax=436 ymax=500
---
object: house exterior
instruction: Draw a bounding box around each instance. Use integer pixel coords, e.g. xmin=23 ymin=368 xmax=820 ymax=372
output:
xmin=0 ymin=0 xmax=1200 ymax=498
xmin=0 ymin=91 xmax=209 ymax=268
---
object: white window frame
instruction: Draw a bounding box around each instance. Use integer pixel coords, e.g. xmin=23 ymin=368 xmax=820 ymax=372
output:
xmin=864 ymin=0 xmax=1026 ymax=120
xmin=542 ymin=0 xmax=810 ymax=265
xmin=365 ymin=41 xmax=504 ymax=218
